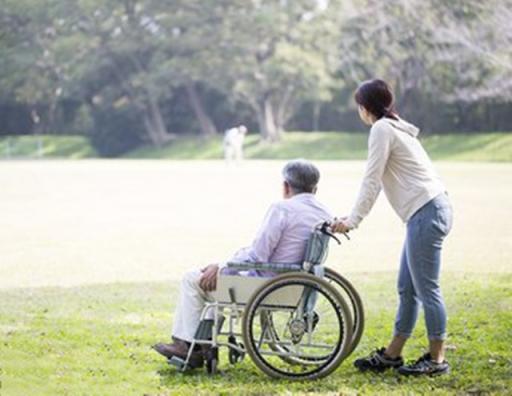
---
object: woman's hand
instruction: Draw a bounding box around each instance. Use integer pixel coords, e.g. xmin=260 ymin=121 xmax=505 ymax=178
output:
xmin=199 ymin=263 xmax=219 ymax=292
xmin=331 ymin=217 xmax=352 ymax=234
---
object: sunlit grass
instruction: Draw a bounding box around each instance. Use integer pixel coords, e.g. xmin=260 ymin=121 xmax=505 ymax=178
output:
xmin=1 ymin=132 xmax=511 ymax=161
xmin=0 ymin=135 xmax=96 ymax=159
xmin=126 ymin=132 xmax=512 ymax=162
xmin=1 ymin=273 xmax=510 ymax=395
xmin=0 ymin=157 xmax=510 ymax=394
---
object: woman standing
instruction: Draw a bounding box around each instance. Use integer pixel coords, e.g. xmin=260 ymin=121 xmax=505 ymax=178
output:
xmin=332 ymin=79 xmax=453 ymax=376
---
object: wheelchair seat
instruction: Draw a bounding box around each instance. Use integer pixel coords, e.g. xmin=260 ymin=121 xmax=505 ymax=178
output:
xmin=212 ymin=274 xmax=304 ymax=307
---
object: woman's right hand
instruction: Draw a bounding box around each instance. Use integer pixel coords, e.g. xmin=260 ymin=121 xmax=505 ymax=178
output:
xmin=331 ymin=217 xmax=352 ymax=234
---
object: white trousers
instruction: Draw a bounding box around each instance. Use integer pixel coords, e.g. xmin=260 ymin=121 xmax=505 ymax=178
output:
xmin=171 ymin=269 xmax=214 ymax=342
xmin=224 ymin=144 xmax=243 ymax=161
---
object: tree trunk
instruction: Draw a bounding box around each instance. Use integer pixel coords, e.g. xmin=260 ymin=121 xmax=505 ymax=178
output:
xmin=312 ymin=102 xmax=321 ymax=132
xmin=256 ymin=97 xmax=280 ymax=142
xmin=101 ymin=47 xmax=172 ymax=147
xmin=143 ymin=114 xmax=162 ymax=146
xmin=185 ymin=82 xmax=217 ymax=137
xmin=275 ymin=85 xmax=294 ymax=134
xmin=143 ymin=96 xmax=174 ymax=147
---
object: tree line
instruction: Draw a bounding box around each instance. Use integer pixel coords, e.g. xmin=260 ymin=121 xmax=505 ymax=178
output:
xmin=1 ymin=0 xmax=511 ymax=156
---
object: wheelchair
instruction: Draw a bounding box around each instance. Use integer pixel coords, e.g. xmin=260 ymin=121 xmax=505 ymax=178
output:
xmin=168 ymin=222 xmax=365 ymax=380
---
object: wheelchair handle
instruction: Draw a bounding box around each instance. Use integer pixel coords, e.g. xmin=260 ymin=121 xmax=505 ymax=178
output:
xmin=318 ymin=221 xmax=350 ymax=244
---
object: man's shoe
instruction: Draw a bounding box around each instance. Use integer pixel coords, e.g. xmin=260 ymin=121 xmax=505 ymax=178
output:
xmin=354 ymin=347 xmax=404 ymax=372
xmin=398 ymin=353 xmax=450 ymax=376
xmin=152 ymin=338 xmax=204 ymax=368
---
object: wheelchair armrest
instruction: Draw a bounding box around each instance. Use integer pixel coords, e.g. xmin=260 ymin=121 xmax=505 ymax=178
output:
xmin=225 ymin=262 xmax=303 ymax=273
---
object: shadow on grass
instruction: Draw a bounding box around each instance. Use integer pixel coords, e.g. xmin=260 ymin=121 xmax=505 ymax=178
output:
xmin=1 ymin=273 xmax=510 ymax=395
xmin=153 ymin=273 xmax=512 ymax=395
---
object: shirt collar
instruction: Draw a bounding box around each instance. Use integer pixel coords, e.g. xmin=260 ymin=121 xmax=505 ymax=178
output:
xmin=289 ymin=192 xmax=316 ymax=201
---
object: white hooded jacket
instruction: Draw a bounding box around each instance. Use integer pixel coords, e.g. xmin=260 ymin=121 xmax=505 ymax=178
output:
xmin=347 ymin=117 xmax=446 ymax=228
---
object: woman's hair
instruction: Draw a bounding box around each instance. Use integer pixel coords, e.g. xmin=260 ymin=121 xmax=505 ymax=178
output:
xmin=354 ymin=79 xmax=399 ymax=120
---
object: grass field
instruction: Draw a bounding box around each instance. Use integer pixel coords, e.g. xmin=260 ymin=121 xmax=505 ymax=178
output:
xmin=1 ymin=273 xmax=510 ymax=396
xmin=1 ymin=131 xmax=512 ymax=161
xmin=126 ymin=132 xmax=512 ymax=162
xmin=1 ymin=160 xmax=511 ymax=289
xmin=1 ymin=160 xmax=511 ymax=395
xmin=0 ymin=135 xmax=96 ymax=159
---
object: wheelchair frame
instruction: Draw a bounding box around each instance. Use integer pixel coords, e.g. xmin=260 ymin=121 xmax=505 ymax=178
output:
xmin=168 ymin=223 xmax=364 ymax=380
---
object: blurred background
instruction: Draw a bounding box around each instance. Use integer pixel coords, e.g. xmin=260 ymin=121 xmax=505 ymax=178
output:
xmin=1 ymin=0 xmax=511 ymax=157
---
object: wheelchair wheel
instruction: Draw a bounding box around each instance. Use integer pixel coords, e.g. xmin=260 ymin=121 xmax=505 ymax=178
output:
xmin=242 ymin=273 xmax=353 ymax=380
xmin=228 ymin=335 xmax=245 ymax=364
xmin=324 ymin=267 xmax=365 ymax=356
xmin=260 ymin=268 xmax=364 ymax=363
xmin=205 ymin=347 xmax=219 ymax=375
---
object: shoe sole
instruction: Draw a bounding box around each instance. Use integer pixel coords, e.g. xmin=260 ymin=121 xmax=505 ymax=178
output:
xmin=398 ymin=367 xmax=450 ymax=376
xmin=152 ymin=345 xmax=204 ymax=368
xmin=355 ymin=364 xmax=402 ymax=373
xmin=167 ymin=357 xmax=204 ymax=369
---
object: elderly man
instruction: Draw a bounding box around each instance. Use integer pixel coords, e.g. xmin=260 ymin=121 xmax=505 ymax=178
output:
xmin=153 ymin=159 xmax=332 ymax=367
xmin=223 ymin=124 xmax=248 ymax=162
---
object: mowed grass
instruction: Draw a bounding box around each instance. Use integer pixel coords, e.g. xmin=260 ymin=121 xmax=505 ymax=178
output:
xmin=126 ymin=132 xmax=512 ymax=162
xmin=1 ymin=131 xmax=511 ymax=161
xmin=0 ymin=135 xmax=96 ymax=159
xmin=1 ymin=161 xmax=510 ymax=290
xmin=1 ymin=273 xmax=511 ymax=396
xmin=0 ymin=160 xmax=511 ymax=395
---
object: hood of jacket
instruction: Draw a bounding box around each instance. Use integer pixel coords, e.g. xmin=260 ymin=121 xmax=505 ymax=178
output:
xmin=382 ymin=117 xmax=420 ymax=137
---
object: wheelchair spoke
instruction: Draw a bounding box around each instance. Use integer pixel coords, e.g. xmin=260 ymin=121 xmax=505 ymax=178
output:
xmin=243 ymin=274 xmax=352 ymax=379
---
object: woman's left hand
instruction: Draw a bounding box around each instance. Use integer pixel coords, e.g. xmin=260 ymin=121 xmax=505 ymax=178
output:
xmin=331 ymin=217 xmax=352 ymax=234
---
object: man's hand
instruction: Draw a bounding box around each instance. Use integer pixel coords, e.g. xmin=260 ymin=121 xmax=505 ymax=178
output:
xmin=331 ymin=217 xmax=352 ymax=234
xmin=199 ymin=264 xmax=219 ymax=292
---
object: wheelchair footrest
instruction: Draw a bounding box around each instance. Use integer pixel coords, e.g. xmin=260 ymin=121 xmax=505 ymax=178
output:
xmin=168 ymin=356 xmax=187 ymax=370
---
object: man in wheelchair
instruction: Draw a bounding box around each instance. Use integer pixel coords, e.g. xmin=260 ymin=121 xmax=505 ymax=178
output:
xmin=153 ymin=159 xmax=332 ymax=367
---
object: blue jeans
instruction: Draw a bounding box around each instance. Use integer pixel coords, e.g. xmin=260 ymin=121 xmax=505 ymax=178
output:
xmin=394 ymin=193 xmax=453 ymax=341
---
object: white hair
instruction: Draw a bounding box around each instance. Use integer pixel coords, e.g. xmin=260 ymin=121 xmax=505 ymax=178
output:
xmin=282 ymin=159 xmax=320 ymax=193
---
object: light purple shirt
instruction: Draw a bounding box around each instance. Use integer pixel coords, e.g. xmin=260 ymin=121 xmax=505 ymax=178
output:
xmin=226 ymin=193 xmax=332 ymax=269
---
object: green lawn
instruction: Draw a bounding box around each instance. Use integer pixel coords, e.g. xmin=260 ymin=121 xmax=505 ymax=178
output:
xmin=1 ymin=273 xmax=510 ymax=395
xmin=126 ymin=132 xmax=512 ymax=162
xmin=0 ymin=135 xmax=96 ymax=159
xmin=1 ymin=132 xmax=511 ymax=161
xmin=1 ymin=159 xmax=510 ymax=395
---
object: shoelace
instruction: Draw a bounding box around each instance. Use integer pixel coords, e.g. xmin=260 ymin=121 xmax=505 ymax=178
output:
xmin=368 ymin=349 xmax=387 ymax=365
xmin=410 ymin=355 xmax=437 ymax=370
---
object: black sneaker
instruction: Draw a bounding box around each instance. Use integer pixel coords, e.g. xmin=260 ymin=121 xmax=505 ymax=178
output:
xmin=354 ymin=347 xmax=404 ymax=372
xmin=398 ymin=353 xmax=450 ymax=376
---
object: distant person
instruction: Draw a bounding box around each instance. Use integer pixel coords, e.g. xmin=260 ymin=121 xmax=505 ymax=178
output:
xmin=153 ymin=160 xmax=332 ymax=368
xmin=331 ymin=79 xmax=453 ymax=376
xmin=223 ymin=125 xmax=248 ymax=162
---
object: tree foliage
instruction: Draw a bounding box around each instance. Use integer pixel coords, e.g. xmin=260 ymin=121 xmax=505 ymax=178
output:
xmin=0 ymin=0 xmax=510 ymax=154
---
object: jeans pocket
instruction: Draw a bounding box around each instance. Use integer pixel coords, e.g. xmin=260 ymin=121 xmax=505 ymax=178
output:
xmin=435 ymin=205 xmax=453 ymax=236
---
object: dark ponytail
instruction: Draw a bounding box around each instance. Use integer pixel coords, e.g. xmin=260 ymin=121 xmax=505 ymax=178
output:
xmin=354 ymin=79 xmax=398 ymax=120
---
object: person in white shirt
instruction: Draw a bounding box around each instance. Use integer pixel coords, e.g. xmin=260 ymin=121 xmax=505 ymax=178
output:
xmin=153 ymin=159 xmax=332 ymax=367
xmin=223 ymin=125 xmax=248 ymax=162
xmin=332 ymin=79 xmax=453 ymax=376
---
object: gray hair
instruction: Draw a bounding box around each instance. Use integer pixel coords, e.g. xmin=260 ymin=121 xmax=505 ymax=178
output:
xmin=282 ymin=159 xmax=320 ymax=193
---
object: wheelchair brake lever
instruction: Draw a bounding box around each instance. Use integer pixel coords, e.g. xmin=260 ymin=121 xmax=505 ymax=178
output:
xmin=323 ymin=228 xmax=342 ymax=245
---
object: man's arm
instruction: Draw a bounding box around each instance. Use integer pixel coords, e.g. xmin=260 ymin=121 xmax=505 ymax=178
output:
xmin=199 ymin=203 xmax=286 ymax=292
